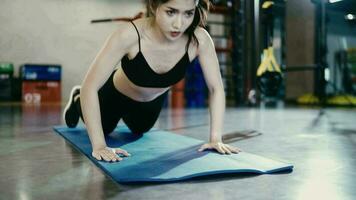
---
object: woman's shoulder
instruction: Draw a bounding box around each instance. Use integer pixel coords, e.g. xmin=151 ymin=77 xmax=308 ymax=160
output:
xmin=194 ymin=27 xmax=212 ymax=43
xmin=108 ymin=19 xmax=149 ymax=49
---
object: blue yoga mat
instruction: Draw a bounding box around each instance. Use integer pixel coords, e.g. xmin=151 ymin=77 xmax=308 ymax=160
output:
xmin=53 ymin=126 xmax=293 ymax=183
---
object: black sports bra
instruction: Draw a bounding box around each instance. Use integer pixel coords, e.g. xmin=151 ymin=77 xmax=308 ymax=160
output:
xmin=121 ymin=21 xmax=194 ymax=88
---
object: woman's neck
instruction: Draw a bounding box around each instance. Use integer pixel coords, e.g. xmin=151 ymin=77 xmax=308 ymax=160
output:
xmin=146 ymin=17 xmax=173 ymax=45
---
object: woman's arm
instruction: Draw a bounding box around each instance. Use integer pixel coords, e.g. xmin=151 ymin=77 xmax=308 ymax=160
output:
xmin=80 ymin=23 xmax=136 ymax=160
xmin=195 ymin=27 xmax=225 ymax=142
xmin=195 ymin=27 xmax=241 ymax=154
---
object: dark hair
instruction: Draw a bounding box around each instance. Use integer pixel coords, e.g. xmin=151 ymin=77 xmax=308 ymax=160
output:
xmin=145 ymin=0 xmax=211 ymax=48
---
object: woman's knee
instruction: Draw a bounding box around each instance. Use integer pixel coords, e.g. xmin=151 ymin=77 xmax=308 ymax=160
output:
xmin=102 ymin=124 xmax=117 ymax=135
xmin=101 ymin=117 xmax=119 ymax=135
xmin=128 ymin=124 xmax=152 ymax=135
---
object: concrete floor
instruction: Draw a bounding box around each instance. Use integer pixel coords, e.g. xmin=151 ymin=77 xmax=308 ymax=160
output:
xmin=0 ymin=104 xmax=355 ymax=200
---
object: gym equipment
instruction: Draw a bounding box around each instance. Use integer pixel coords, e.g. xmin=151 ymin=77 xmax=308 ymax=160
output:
xmin=21 ymin=64 xmax=61 ymax=103
xmin=256 ymin=1 xmax=284 ymax=98
xmin=297 ymin=0 xmax=356 ymax=106
xmin=257 ymin=47 xmax=282 ymax=76
xmin=91 ymin=12 xmax=144 ymax=23
xmin=53 ymin=125 xmax=293 ymax=183
xmin=21 ymin=64 xmax=61 ymax=81
xmin=262 ymin=1 xmax=274 ymax=9
xmin=22 ymin=81 xmax=61 ymax=104
xmin=0 ymin=63 xmax=14 ymax=101
xmin=257 ymin=47 xmax=283 ymax=97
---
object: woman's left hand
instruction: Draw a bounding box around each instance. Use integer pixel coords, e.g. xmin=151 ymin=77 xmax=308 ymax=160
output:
xmin=198 ymin=142 xmax=242 ymax=154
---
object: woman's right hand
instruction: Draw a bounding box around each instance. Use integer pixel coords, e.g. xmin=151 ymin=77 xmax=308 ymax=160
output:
xmin=92 ymin=147 xmax=131 ymax=162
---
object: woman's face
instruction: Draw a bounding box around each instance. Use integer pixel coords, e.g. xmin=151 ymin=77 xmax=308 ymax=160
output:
xmin=154 ymin=0 xmax=196 ymax=41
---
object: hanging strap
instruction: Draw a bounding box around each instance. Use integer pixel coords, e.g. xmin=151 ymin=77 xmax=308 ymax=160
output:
xmin=130 ymin=21 xmax=141 ymax=51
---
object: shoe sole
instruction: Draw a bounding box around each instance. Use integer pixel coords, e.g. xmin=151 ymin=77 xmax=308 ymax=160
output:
xmin=63 ymin=85 xmax=81 ymax=125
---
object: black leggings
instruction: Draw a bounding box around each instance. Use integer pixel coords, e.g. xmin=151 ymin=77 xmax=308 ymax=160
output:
xmin=75 ymin=71 xmax=167 ymax=135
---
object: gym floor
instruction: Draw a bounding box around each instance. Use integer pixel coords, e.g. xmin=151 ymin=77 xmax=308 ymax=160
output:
xmin=0 ymin=104 xmax=355 ymax=200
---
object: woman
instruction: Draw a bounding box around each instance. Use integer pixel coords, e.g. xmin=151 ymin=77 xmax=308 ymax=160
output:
xmin=63 ymin=0 xmax=241 ymax=162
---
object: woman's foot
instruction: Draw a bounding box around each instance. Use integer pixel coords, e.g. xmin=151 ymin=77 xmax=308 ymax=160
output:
xmin=63 ymin=86 xmax=81 ymax=128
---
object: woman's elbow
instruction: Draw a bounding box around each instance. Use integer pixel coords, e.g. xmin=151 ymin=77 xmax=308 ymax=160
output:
xmin=80 ymin=81 xmax=98 ymax=98
xmin=208 ymin=84 xmax=225 ymax=96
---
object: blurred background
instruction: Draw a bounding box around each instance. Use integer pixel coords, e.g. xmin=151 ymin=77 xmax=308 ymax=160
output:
xmin=1 ymin=0 xmax=356 ymax=108
xmin=1 ymin=1 xmax=356 ymax=199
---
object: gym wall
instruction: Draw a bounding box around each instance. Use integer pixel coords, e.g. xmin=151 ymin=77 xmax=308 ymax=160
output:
xmin=285 ymin=0 xmax=315 ymax=100
xmin=0 ymin=0 xmax=144 ymax=101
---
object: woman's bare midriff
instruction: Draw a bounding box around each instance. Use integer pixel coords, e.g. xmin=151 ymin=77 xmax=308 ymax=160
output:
xmin=112 ymin=67 xmax=170 ymax=102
